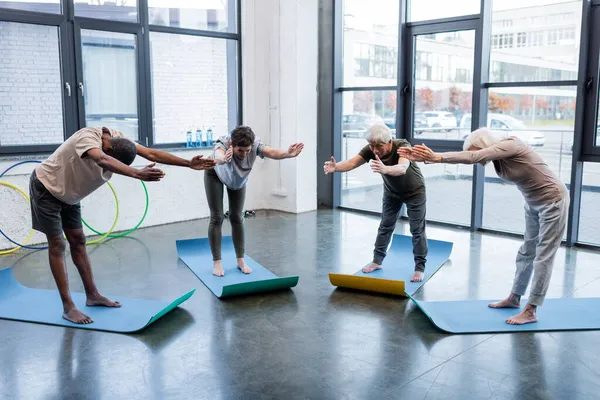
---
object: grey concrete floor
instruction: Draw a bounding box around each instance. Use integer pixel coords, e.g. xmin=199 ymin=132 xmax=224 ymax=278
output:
xmin=1 ymin=209 xmax=600 ymax=399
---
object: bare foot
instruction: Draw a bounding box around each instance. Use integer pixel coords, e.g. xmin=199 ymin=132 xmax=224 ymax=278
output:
xmin=506 ymin=305 xmax=538 ymax=325
xmin=410 ymin=271 xmax=424 ymax=282
xmin=488 ymin=294 xmax=520 ymax=309
xmin=213 ymin=260 xmax=225 ymax=277
xmin=237 ymin=258 xmax=252 ymax=274
xmin=86 ymin=294 xmax=121 ymax=308
xmin=63 ymin=308 xmax=93 ymax=324
xmin=362 ymin=263 xmax=382 ymax=273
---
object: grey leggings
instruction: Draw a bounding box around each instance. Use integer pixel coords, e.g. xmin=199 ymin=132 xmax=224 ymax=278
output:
xmin=512 ymin=195 xmax=569 ymax=306
xmin=204 ymin=169 xmax=246 ymax=261
xmin=374 ymin=193 xmax=428 ymax=271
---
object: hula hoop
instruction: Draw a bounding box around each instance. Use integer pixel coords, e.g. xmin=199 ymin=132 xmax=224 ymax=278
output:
xmin=0 ymin=180 xmax=119 ymax=251
xmin=2 ymin=160 xmax=148 ymax=239
xmin=0 ymin=181 xmax=36 ymax=255
xmin=82 ymin=180 xmax=148 ymax=238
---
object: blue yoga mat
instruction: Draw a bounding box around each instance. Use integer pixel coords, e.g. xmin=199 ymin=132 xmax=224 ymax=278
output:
xmin=329 ymin=234 xmax=453 ymax=296
xmin=409 ymin=295 xmax=600 ymax=333
xmin=176 ymin=237 xmax=299 ymax=298
xmin=0 ymin=267 xmax=194 ymax=333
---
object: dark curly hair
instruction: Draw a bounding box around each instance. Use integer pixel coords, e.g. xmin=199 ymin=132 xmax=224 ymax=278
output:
xmin=231 ymin=126 xmax=255 ymax=147
xmin=108 ymin=138 xmax=137 ymax=166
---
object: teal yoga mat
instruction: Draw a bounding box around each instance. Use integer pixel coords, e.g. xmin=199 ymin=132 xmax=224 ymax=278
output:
xmin=0 ymin=267 xmax=195 ymax=333
xmin=176 ymin=237 xmax=299 ymax=298
xmin=408 ymin=295 xmax=600 ymax=333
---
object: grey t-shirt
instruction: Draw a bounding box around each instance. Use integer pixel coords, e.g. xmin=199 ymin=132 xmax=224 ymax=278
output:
xmin=358 ymin=139 xmax=426 ymax=200
xmin=213 ymin=135 xmax=266 ymax=190
xmin=441 ymin=137 xmax=568 ymax=205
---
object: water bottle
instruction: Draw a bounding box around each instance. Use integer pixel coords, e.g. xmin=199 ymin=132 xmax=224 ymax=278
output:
xmin=201 ymin=127 xmax=207 ymax=147
xmin=195 ymin=128 xmax=202 ymax=148
xmin=186 ymin=129 xmax=193 ymax=148
xmin=207 ymin=128 xmax=213 ymax=147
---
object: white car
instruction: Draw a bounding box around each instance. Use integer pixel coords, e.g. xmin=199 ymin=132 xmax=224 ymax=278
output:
xmin=422 ymin=111 xmax=458 ymax=131
xmin=459 ymin=113 xmax=545 ymax=147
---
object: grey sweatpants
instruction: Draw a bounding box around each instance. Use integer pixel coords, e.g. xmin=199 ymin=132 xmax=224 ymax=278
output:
xmin=373 ymin=193 xmax=428 ymax=271
xmin=204 ymin=169 xmax=246 ymax=261
xmin=512 ymin=195 xmax=569 ymax=306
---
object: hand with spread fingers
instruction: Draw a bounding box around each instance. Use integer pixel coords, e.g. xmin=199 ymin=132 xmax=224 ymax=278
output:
xmin=370 ymin=155 xmax=389 ymax=175
xmin=398 ymin=144 xmax=441 ymax=163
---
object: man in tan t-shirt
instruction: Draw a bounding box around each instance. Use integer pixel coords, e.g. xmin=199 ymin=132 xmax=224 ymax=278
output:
xmin=29 ymin=127 xmax=215 ymax=325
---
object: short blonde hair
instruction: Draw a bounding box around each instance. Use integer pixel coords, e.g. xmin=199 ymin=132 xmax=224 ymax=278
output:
xmin=366 ymin=124 xmax=392 ymax=144
xmin=463 ymin=127 xmax=500 ymax=151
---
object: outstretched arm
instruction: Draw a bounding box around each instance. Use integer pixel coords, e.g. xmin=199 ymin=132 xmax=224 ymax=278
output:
xmin=370 ymin=155 xmax=409 ymax=176
xmin=398 ymin=141 xmax=520 ymax=165
xmin=136 ymin=145 xmax=215 ymax=170
xmin=262 ymin=143 xmax=304 ymax=160
xmin=85 ymin=148 xmax=165 ymax=181
xmin=324 ymin=155 xmax=366 ymax=174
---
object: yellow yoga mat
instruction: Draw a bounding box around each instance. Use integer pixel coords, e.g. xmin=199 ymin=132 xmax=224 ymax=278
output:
xmin=328 ymin=234 xmax=453 ymax=297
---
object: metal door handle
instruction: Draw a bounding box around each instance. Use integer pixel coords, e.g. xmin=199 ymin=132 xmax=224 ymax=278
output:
xmin=65 ymin=82 xmax=71 ymax=97
xmin=78 ymin=82 xmax=84 ymax=96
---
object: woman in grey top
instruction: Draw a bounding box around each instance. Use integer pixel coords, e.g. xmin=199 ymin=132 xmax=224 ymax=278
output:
xmin=206 ymin=126 xmax=304 ymax=277
xmin=399 ymin=128 xmax=569 ymax=326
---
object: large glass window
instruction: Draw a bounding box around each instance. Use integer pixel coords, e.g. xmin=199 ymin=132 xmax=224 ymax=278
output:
xmin=81 ymin=30 xmax=139 ymax=141
xmin=150 ymin=33 xmax=232 ymax=145
xmin=340 ymin=90 xmax=396 ymax=212
xmin=409 ymin=0 xmax=480 ymax=22
xmin=148 ymin=0 xmax=236 ymax=33
xmin=489 ymin=0 xmax=582 ymax=83
xmin=482 ymin=87 xmax=575 ymax=234
xmin=578 ymin=162 xmax=600 ymax=245
xmin=75 ymin=0 xmax=138 ymax=23
xmin=0 ymin=0 xmax=60 ymax=14
xmin=342 ymin=0 xmax=399 ymax=87
xmin=412 ymin=30 xmax=475 ymax=140
xmin=0 ymin=21 xmax=64 ymax=147
xmin=421 ymin=164 xmax=473 ymax=225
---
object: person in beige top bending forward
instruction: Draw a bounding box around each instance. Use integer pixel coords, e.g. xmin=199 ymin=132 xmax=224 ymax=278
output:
xmin=31 ymin=127 xmax=215 ymax=325
xmin=399 ymin=128 xmax=569 ymax=326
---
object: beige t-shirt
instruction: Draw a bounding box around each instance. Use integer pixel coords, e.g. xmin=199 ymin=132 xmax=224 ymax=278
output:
xmin=36 ymin=127 xmax=131 ymax=205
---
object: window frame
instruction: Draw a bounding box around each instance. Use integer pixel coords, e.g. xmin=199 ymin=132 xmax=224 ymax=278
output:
xmin=0 ymin=0 xmax=242 ymax=155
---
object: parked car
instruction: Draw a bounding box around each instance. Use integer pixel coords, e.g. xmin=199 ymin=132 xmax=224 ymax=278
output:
xmin=342 ymin=114 xmax=385 ymax=138
xmin=414 ymin=112 xmax=428 ymax=134
xmin=382 ymin=112 xmax=426 ymax=134
xmin=459 ymin=113 xmax=546 ymax=147
xmin=422 ymin=111 xmax=457 ymax=131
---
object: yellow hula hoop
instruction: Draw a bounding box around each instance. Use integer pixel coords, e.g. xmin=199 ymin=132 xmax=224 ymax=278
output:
xmin=0 ymin=181 xmax=119 ymax=253
xmin=84 ymin=181 xmax=119 ymax=245
xmin=0 ymin=181 xmax=35 ymax=255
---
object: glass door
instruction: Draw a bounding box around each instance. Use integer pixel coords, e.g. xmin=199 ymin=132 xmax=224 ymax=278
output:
xmin=74 ymin=25 xmax=141 ymax=142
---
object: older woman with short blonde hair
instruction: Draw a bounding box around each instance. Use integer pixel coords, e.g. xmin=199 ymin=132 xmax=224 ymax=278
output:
xmin=399 ymin=128 xmax=569 ymax=325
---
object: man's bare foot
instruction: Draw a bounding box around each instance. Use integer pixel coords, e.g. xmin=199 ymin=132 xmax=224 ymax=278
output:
xmin=86 ymin=294 xmax=121 ymax=308
xmin=506 ymin=305 xmax=538 ymax=325
xmin=213 ymin=260 xmax=225 ymax=277
xmin=411 ymin=271 xmax=424 ymax=282
xmin=63 ymin=308 xmax=93 ymax=324
xmin=488 ymin=294 xmax=521 ymax=309
xmin=362 ymin=263 xmax=382 ymax=273
xmin=237 ymin=258 xmax=252 ymax=274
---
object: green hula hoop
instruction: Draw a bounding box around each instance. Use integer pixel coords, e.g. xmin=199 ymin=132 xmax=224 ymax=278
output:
xmin=82 ymin=180 xmax=148 ymax=238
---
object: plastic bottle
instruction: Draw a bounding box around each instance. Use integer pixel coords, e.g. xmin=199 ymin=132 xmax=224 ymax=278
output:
xmin=207 ymin=127 xmax=213 ymax=147
xmin=201 ymin=127 xmax=207 ymax=147
xmin=195 ymin=128 xmax=202 ymax=148
xmin=186 ymin=129 xmax=193 ymax=148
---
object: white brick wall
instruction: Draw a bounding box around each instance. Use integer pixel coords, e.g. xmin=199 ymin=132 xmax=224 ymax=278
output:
xmin=0 ymin=21 xmax=64 ymax=146
xmin=150 ymin=32 xmax=230 ymax=144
